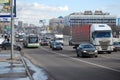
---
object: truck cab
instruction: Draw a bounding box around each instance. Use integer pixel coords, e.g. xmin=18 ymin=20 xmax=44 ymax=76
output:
xmin=90 ymin=24 xmax=113 ymax=53
xmin=54 ymin=34 xmax=64 ymax=45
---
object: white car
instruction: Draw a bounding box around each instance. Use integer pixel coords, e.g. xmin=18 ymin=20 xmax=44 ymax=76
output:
xmin=0 ymin=37 xmax=5 ymax=47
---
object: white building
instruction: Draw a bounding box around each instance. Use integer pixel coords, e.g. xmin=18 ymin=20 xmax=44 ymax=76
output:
xmin=63 ymin=10 xmax=117 ymax=35
xmin=64 ymin=10 xmax=116 ymax=27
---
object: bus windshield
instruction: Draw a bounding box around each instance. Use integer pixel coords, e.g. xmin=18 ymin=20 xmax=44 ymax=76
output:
xmin=95 ymin=32 xmax=111 ymax=38
xmin=29 ymin=37 xmax=38 ymax=43
xmin=19 ymin=35 xmax=24 ymax=39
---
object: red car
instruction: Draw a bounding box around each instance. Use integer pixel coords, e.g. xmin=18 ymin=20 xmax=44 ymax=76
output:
xmin=40 ymin=39 xmax=49 ymax=46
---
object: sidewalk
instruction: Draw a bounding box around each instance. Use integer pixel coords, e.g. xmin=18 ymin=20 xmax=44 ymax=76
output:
xmin=0 ymin=50 xmax=30 ymax=80
xmin=0 ymin=50 xmax=49 ymax=80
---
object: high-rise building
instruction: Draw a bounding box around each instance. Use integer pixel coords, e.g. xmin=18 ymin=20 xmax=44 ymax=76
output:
xmin=18 ymin=21 xmax=23 ymax=28
xmin=23 ymin=23 xmax=28 ymax=28
xmin=117 ymin=18 xmax=120 ymax=26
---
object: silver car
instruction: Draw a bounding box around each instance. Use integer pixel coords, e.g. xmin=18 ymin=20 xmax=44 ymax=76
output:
xmin=76 ymin=43 xmax=98 ymax=57
xmin=51 ymin=41 xmax=63 ymax=50
xmin=113 ymin=42 xmax=120 ymax=52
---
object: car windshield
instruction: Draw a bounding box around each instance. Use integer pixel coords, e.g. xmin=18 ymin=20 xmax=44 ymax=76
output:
xmin=82 ymin=44 xmax=95 ymax=48
xmin=55 ymin=42 xmax=61 ymax=45
xmin=95 ymin=32 xmax=111 ymax=38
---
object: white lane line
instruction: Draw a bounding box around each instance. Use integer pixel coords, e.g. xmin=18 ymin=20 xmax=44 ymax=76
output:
xmin=41 ymin=47 xmax=120 ymax=73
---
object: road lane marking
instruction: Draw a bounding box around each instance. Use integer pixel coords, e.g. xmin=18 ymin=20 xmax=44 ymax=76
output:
xmin=41 ymin=47 xmax=120 ymax=73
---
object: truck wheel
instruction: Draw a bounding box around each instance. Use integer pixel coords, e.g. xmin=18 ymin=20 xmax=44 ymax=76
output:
xmin=95 ymin=55 xmax=98 ymax=58
xmin=77 ymin=53 xmax=80 ymax=57
xmin=108 ymin=52 xmax=111 ymax=54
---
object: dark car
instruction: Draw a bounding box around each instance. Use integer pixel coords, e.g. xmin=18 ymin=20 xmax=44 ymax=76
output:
xmin=76 ymin=43 xmax=98 ymax=57
xmin=51 ymin=41 xmax=63 ymax=50
xmin=1 ymin=41 xmax=22 ymax=51
xmin=113 ymin=42 xmax=120 ymax=52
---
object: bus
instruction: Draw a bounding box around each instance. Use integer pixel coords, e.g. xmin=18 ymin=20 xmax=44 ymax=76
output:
xmin=23 ymin=34 xmax=40 ymax=48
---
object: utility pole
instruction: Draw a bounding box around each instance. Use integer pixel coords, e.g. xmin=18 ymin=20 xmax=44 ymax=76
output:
xmin=10 ymin=0 xmax=14 ymax=60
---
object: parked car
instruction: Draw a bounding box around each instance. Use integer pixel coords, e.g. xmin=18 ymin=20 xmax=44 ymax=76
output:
xmin=40 ymin=39 xmax=49 ymax=46
xmin=1 ymin=41 xmax=22 ymax=51
xmin=51 ymin=41 xmax=63 ymax=50
xmin=76 ymin=43 xmax=98 ymax=57
xmin=113 ymin=42 xmax=120 ymax=52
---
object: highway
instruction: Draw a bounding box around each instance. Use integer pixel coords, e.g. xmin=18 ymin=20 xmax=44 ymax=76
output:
xmin=23 ymin=44 xmax=120 ymax=80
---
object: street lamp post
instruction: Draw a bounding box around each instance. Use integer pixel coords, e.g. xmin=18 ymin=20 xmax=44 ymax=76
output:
xmin=10 ymin=0 xmax=14 ymax=60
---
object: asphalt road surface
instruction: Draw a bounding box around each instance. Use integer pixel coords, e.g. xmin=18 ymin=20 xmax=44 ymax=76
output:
xmin=23 ymin=45 xmax=120 ymax=80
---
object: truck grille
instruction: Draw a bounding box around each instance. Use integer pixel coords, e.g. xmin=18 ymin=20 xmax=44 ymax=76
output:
xmin=99 ymin=41 xmax=110 ymax=50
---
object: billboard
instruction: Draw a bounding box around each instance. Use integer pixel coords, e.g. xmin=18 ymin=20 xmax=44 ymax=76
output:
xmin=0 ymin=0 xmax=16 ymax=17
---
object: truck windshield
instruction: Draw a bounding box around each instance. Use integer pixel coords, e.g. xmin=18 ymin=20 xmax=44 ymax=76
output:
xmin=56 ymin=38 xmax=63 ymax=40
xmin=95 ymin=32 xmax=111 ymax=38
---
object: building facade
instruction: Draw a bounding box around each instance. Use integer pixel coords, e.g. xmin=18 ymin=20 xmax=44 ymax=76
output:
xmin=18 ymin=21 xmax=23 ymax=28
xmin=117 ymin=18 xmax=120 ymax=26
xmin=64 ymin=10 xmax=117 ymax=35
xmin=49 ymin=17 xmax=64 ymax=34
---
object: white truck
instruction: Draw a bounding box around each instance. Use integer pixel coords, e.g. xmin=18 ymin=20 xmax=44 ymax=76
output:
xmin=54 ymin=34 xmax=64 ymax=45
xmin=71 ymin=24 xmax=113 ymax=53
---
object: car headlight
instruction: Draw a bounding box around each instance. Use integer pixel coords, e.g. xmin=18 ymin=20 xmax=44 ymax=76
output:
xmin=113 ymin=46 xmax=115 ymax=48
xmin=83 ymin=50 xmax=87 ymax=52
xmin=94 ymin=50 xmax=98 ymax=52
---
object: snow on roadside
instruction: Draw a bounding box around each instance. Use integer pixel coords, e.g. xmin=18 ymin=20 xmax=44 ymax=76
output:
xmin=24 ymin=58 xmax=48 ymax=80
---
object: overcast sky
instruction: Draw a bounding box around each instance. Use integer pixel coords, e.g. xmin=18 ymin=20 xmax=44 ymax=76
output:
xmin=16 ymin=0 xmax=120 ymax=26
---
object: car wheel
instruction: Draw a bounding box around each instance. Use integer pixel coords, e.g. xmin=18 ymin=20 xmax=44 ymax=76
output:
xmin=95 ymin=55 xmax=98 ymax=58
xmin=76 ymin=51 xmax=80 ymax=57
xmin=80 ymin=52 xmax=84 ymax=57
xmin=107 ymin=52 xmax=111 ymax=54
xmin=18 ymin=47 xmax=21 ymax=51
xmin=114 ymin=49 xmax=117 ymax=52
xmin=3 ymin=47 xmax=6 ymax=50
